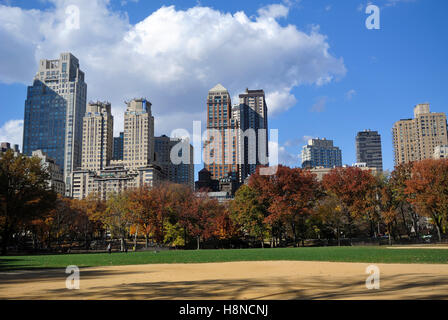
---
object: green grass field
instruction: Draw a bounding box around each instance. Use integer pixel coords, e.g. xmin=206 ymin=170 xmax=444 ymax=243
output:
xmin=1 ymin=246 xmax=447 ymax=271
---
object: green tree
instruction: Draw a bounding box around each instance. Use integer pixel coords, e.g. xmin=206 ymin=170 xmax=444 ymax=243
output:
xmin=230 ymin=185 xmax=268 ymax=248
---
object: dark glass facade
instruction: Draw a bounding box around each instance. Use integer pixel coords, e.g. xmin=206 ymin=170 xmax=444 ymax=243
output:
xmin=23 ymin=80 xmax=67 ymax=170
xmin=113 ymin=132 xmax=124 ymax=160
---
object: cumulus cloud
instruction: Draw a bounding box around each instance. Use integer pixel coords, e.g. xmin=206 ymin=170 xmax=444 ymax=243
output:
xmin=0 ymin=0 xmax=346 ymax=136
xmin=0 ymin=119 xmax=23 ymax=150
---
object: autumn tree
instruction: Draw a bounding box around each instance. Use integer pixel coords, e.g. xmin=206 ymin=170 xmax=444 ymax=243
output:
xmin=128 ymin=187 xmax=154 ymax=248
xmin=230 ymin=185 xmax=268 ymax=247
xmin=314 ymin=194 xmax=347 ymax=246
xmin=389 ymin=162 xmax=419 ymax=238
xmin=250 ymin=165 xmax=322 ymax=247
xmin=104 ymin=191 xmax=133 ymax=251
xmin=322 ymin=167 xmax=379 ymax=242
xmin=179 ymin=193 xmax=218 ymax=250
xmin=0 ymin=150 xmax=57 ymax=255
xmin=405 ymin=159 xmax=448 ymax=241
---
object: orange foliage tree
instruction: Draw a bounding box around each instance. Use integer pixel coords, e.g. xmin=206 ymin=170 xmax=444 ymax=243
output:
xmin=322 ymin=167 xmax=379 ymax=241
xmin=249 ymin=165 xmax=322 ymax=247
xmin=405 ymin=159 xmax=448 ymax=241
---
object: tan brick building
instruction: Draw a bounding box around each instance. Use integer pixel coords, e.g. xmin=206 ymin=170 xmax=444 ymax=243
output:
xmin=392 ymin=103 xmax=447 ymax=166
xmin=124 ymin=99 xmax=154 ymax=171
xmin=81 ymin=101 xmax=114 ymax=171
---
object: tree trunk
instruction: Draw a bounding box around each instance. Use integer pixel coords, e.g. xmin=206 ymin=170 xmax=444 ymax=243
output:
xmin=196 ymin=236 xmax=200 ymax=250
xmin=399 ymin=205 xmax=411 ymax=238
xmin=435 ymin=225 xmax=442 ymax=243
xmin=120 ymin=237 xmax=125 ymax=252
xmin=291 ymin=222 xmax=297 ymax=247
xmin=337 ymin=226 xmax=340 ymax=247
xmin=134 ymin=225 xmax=138 ymax=250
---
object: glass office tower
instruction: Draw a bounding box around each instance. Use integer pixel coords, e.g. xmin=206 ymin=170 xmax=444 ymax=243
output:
xmin=23 ymin=53 xmax=87 ymax=194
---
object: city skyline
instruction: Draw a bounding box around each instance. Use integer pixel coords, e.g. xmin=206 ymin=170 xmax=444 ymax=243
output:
xmin=1 ymin=0 xmax=448 ymax=178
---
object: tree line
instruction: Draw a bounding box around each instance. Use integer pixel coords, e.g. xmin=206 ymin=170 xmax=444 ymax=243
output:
xmin=1 ymin=148 xmax=448 ymax=255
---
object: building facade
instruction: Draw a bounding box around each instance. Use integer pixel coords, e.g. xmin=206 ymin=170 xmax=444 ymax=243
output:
xmin=392 ymin=104 xmax=447 ymax=166
xmin=233 ymin=89 xmax=269 ymax=182
xmin=113 ymin=132 xmax=124 ymax=161
xmin=434 ymin=145 xmax=448 ymax=159
xmin=32 ymin=150 xmax=65 ymax=195
xmin=81 ymin=102 xmax=114 ymax=171
xmin=71 ymin=98 xmax=168 ymax=200
xmin=23 ymin=53 xmax=87 ymax=194
xmin=154 ymin=135 xmax=194 ymax=189
xmin=301 ymin=138 xmax=342 ymax=169
xmin=123 ymin=99 xmax=155 ymax=171
xmin=309 ymin=164 xmax=379 ymax=182
xmin=356 ymin=130 xmax=383 ymax=172
xmin=204 ymin=84 xmax=239 ymax=181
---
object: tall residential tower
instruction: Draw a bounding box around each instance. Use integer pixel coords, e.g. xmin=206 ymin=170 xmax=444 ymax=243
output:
xmin=81 ymin=101 xmax=114 ymax=171
xmin=204 ymin=84 xmax=239 ymax=181
xmin=233 ymin=89 xmax=269 ymax=182
xmin=356 ymin=130 xmax=383 ymax=172
xmin=123 ymin=98 xmax=155 ymax=171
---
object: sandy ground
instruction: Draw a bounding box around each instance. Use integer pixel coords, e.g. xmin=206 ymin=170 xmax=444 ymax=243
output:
xmin=0 ymin=261 xmax=448 ymax=300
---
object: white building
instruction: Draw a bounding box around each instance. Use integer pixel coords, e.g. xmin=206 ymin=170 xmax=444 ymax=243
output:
xmin=32 ymin=150 xmax=65 ymax=195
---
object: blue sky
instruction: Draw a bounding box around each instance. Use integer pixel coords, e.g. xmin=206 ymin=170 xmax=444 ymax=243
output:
xmin=0 ymin=0 xmax=447 ymax=177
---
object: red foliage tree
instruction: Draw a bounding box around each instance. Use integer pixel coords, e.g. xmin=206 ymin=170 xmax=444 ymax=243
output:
xmin=405 ymin=159 xmax=448 ymax=241
xmin=322 ymin=167 xmax=379 ymax=241
xmin=249 ymin=165 xmax=322 ymax=246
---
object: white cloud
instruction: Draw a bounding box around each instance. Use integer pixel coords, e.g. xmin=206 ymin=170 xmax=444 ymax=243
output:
xmin=346 ymin=89 xmax=356 ymax=100
xmin=266 ymin=89 xmax=297 ymax=115
xmin=0 ymin=119 xmax=23 ymax=150
xmin=257 ymin=4 xmax=289 ymax=19
xmin=0 ymin=0 xmax=346 ymax=136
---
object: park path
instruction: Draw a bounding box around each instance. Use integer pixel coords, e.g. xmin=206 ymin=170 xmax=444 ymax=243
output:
xmin=0 ymin=261 xmax=448 ymax=299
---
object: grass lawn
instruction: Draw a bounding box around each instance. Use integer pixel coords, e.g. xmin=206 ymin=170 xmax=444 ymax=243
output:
xmin=1 ymin=246 xmax=447 ymax=271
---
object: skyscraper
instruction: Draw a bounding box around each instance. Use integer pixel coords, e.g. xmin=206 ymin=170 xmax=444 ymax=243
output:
xmin=113 ymin=132 xmax=124 ymax=160
xmin=233 ymin=89 xmax=269 ymax=182
xmin=123 ymin=98 xmax=155 ymax=171
xmin=204 ymin=84 xmax=239 ymax=180
xmin=155 ymin=135 xmax=194 ymax=189
xmin=81 ymin=102 xmax=114 ymax=171
xmin=356 ymin=130 xmax=383 ymax=172
xmin=392 ymin=103 xmax=447 ymax=166
xmin=301 ymin=138 xmax=342 ymax=169
xmin=23 ymin=53 xmax=87 ymax=193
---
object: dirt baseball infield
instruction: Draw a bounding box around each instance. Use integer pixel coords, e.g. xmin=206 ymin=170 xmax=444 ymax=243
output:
xmin=1 ymin=261 xmax=447 ymax=299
